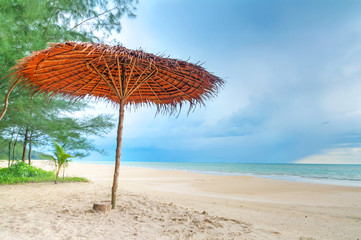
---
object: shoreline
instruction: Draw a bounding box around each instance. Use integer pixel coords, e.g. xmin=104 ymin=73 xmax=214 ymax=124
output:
xmin=74 ymin=160 xmax=361 ymax=187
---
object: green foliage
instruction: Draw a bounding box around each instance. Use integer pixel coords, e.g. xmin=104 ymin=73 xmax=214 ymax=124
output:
xmin=62 ymin=176 xmax=89 ymax=183
xmin=50 ymin=113 xmax=115 ymax=157
xmin=48 ymin=140 xmax=73 ymax=166
xmin=0 ymin=0 xmax=137 ymax=72
xmin=42 ymin=140 xmax=74 ymax=184
xmin=0 ymin=93 xmax=115 ymax=160
xmin=0 ymin=161 xmax=89 ymax=184
xmin=0 ymin=161 xmax=54 ymax=184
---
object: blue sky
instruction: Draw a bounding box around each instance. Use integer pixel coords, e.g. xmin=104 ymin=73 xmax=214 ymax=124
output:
xmin=84 ymin=0 xmax=361 ymax=164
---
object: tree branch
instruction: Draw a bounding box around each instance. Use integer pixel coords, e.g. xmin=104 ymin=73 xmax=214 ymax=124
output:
xmin=70 ymin=7 xmax=118 ymax=31
xmin=48 ymin=6 xmax=119 ymax=41
xmin=0 ymin=79 xmax=21 ymax=121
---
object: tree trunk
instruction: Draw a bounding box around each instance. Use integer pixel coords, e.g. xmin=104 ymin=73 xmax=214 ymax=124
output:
xmin=0 ymin=78 xmax=20 ymax=121
xmin=93 ymin=203 xmax=111 ymax=211
xmin=22 ymin=128 xmax=29 ymax=163
xmin=55 ymin=167 xmax=61 ymax=184
xmin=111 ymin=100 xmax=125 ymax=209
xmin=12 ymin=130 xmax=20 ymax=165
xmin=8 ymin=130 xmax=15 ymax=167
xmin=28 ymin=131 xmax=33 ymax=165
xmin=8 ymin=139 xmax=11 ymax=167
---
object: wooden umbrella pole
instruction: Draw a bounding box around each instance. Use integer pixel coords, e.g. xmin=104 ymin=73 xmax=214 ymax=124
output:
xmin=111 ymin=99 xmax=125 ymax=209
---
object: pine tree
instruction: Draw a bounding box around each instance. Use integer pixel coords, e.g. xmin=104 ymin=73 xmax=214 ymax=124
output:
xmin=0 ymin=0 xmax=134 ymax=161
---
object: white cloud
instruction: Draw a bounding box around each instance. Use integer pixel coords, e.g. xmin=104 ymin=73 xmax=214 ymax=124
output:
xmin=296 ymin=145 xmax=361 ymax=164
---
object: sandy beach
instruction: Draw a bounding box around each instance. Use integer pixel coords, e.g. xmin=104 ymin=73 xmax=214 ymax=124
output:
xmin=0 ymin=160 xmax=360 ymax=240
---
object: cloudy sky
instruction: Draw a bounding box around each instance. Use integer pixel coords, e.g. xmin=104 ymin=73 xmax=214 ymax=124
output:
xmin=84 ymin=0 xmax=361 ymax=164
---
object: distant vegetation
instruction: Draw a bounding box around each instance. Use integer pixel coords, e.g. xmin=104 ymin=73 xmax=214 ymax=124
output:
xmin=0 ymin=162 xmax=88 ymax=184
xmin=0 ymin=138 xmax=44 ymax=160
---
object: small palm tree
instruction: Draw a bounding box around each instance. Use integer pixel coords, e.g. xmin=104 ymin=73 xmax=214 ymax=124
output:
xmin=43 ymin=140 xmax=73 ymax=184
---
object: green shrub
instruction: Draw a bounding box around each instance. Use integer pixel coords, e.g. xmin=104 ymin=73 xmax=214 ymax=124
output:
xmin=62 ymin=176 xmax=89 ymax=183
xmin=0 ymin=161 xmax=88 ymax=184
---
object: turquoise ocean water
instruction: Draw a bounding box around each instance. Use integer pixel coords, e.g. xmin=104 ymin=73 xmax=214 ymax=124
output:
xmin=78 ymin=161 xmax=361 ymax=187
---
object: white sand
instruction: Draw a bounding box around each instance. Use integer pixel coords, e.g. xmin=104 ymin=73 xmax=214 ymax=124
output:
xmin=0 ymin=160 xmax=360 ymax=239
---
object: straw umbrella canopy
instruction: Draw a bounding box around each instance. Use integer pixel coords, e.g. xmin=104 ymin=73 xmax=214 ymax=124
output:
xmin=11 ymin=41 xmax=224 ymax=209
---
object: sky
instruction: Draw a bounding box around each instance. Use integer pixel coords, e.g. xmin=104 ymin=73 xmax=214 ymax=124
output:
xmin=83 ymin=0 xmax=361 ymax=164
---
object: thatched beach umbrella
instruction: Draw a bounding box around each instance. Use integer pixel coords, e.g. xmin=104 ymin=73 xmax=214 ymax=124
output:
xmin=11 ymin=41 xmax=224 ymax=209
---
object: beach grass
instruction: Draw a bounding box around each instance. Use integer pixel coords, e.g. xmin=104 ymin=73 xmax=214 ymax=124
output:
xmin=0 ymin=161 xmax=89 ymax=184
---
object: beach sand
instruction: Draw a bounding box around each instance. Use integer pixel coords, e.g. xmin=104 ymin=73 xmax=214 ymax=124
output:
xmin=0 ymin=160 xmax=360 ymax=239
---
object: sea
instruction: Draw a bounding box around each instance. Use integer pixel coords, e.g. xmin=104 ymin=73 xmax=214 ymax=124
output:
xmin=77 ymin=160 xmax=361 ymax=187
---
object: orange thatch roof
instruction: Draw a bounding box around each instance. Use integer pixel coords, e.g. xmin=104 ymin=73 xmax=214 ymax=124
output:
xmin=13 ymin=41 xmax=224 ymax=113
